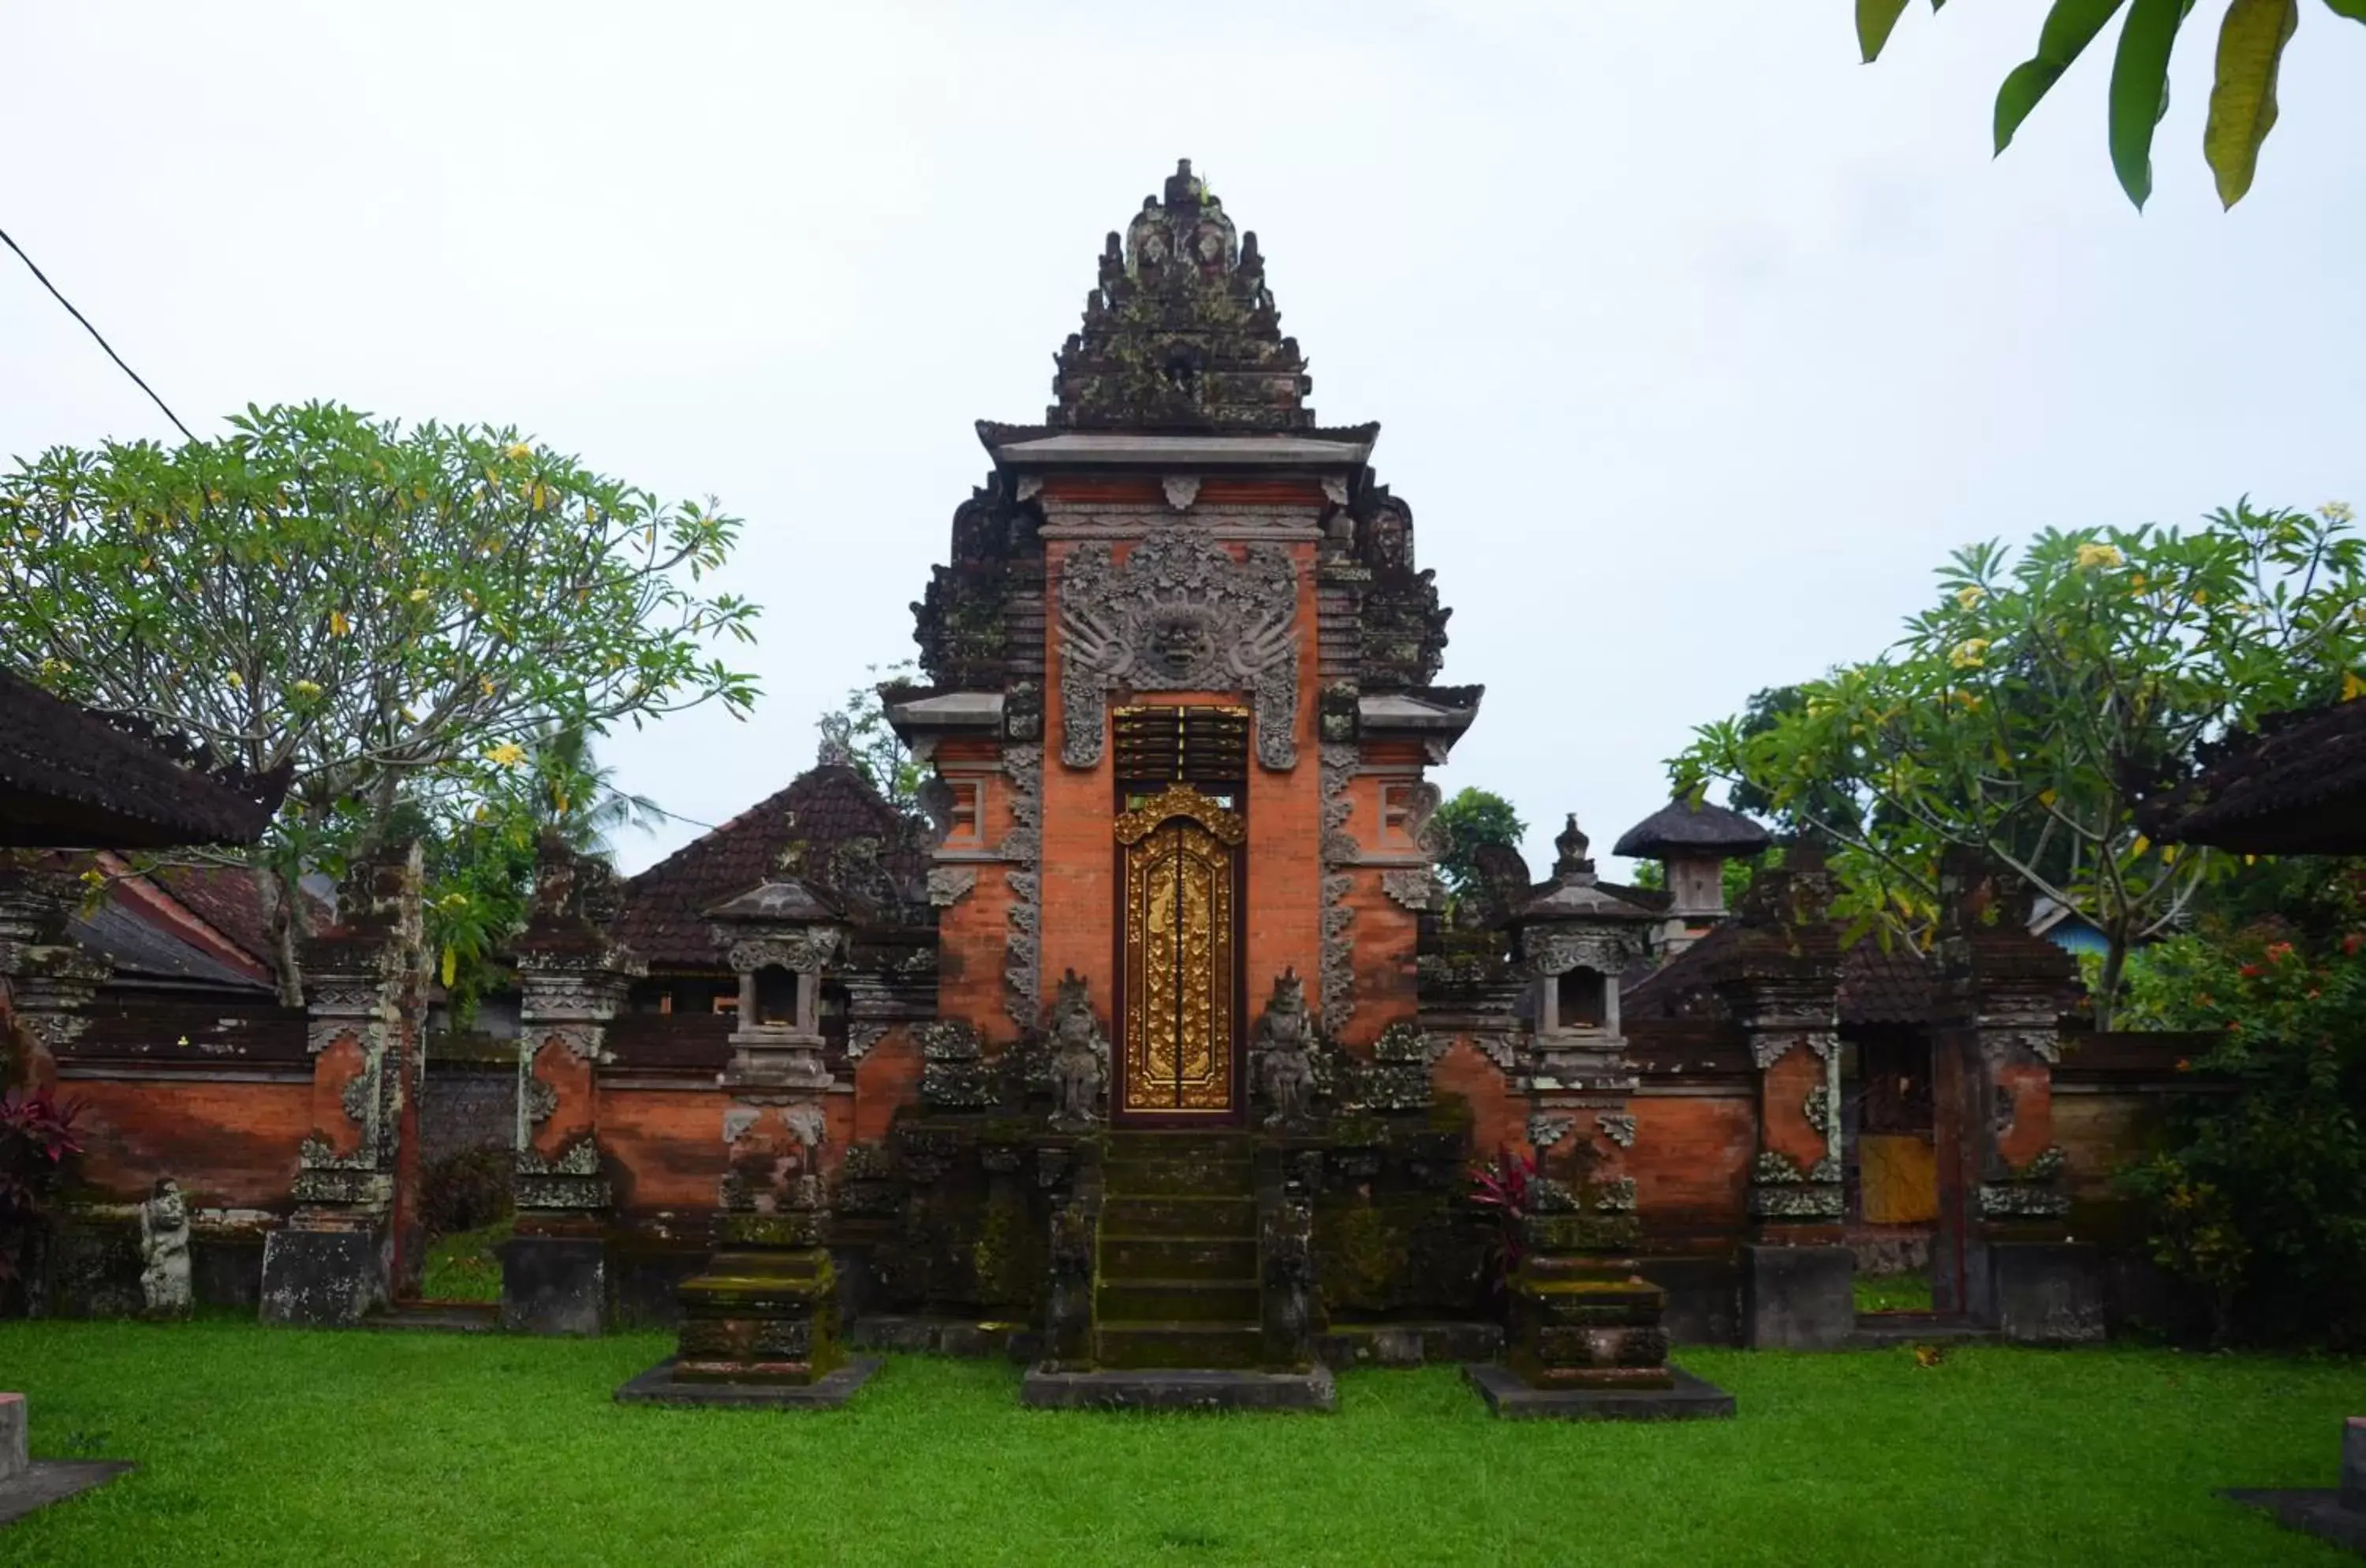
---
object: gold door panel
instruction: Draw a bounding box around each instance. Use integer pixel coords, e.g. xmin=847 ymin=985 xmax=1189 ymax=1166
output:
xmin=1115 ymin=785 xmax=1244 ymax=1118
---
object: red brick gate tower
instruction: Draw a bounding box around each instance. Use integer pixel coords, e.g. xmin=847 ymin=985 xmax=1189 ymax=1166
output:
xmin=891 ymin=159 xmax=1474 ymax=1122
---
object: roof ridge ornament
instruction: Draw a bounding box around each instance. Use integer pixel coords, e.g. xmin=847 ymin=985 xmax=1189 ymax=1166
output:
xmin=1049 ymin=159 xmax=1313 ymax=433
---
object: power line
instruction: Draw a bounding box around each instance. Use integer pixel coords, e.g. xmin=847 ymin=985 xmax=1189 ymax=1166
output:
xmin=1 ymin=222 xmax=195 ymax=442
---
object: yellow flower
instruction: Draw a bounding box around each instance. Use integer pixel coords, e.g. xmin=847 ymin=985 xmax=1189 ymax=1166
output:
xmin=290 ymin=679 xmax=323 ymax=699
xmin=329 ymin=609 xmax=351 ymax=637
xmin=2344 ymin=670 xmax=2366 ymax=702
xmin=2323 ymin=500 xmax=2355 ymax=525
xmin=2074 ymin=542 xmax=2123 ymax=570
xmin=408 ymin=587 xmax=429 ymax=603
xmin=504 ymin=442 xmax=533 ymax=462
xmin=485 ymin=741 xmax=528 ymax=768
xmin=1955 ymin=585 xmax=1984 ymax=610
xmin=1950 ymin=638 xmax=1990 ymax=670
xmin=225 ymin=670 xmax=244 ymax=689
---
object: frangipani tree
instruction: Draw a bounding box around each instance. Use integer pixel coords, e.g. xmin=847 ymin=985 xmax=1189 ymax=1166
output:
xmin=1860 ymin=0 xmax=2366 ymax=209
xmin=0 ymin=401 xmax=759 ymax=999
xmin=1678 ymin=501 xmax=2364 ymax=1025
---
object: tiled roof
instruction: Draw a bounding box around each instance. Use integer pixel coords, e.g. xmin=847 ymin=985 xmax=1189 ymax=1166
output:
xmin=1621 ymin=926 xmax=1935 ymax=1028
xmin=69 ymin=900 xmax=269 ymax=992
xmin=614 ymin=764 xmax=922 ymax=969
xmin=0 ymin=667 xmax=286 ymax=848
xmin=144 ymin=864 xmax=327 ymax=968
xmin=1836 ymin=938 xmax=1933 ymax=1026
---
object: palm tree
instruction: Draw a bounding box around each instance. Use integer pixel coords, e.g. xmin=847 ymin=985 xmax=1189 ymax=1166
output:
xmin=518 ymin=720 xmax=666 ymax=855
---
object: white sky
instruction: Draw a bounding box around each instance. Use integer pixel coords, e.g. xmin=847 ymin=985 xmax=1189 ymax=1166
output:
xmin=6 ymin=2 xmax=2362 ymax=879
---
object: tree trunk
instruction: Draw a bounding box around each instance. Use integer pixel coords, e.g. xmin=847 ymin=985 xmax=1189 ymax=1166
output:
xmin=256 ymin=862 xmax=306 ymax=1007
xmin=2092 ymin=931 xmax=2128 ymax=1033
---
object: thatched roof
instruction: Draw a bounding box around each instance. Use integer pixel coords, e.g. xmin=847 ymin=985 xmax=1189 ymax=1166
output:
xmin=0 ymin=668 xmax=285 ymax=849
xmin=2144 ymin=699 xmax=2366 ymax=855
xmin=1611 ymin=795 xmax=1772 ymax=861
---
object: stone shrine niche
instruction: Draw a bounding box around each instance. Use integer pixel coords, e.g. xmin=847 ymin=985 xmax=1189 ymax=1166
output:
xmin=1057 ymin=528 xmax=1300 ymax=771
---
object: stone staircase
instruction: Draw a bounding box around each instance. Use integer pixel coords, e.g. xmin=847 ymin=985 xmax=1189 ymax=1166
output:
xmin=1093 ymin=1130 xmax=1263 ymax=1371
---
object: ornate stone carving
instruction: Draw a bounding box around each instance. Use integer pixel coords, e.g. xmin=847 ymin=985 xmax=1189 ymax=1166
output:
xmin=1319 ymin=874 xmax=1355 ymax=1032
xmin=1002 ymin=745 xmax=1043 ymax=1032
xmin=1043 ymin=970 xmax=1109 ymax=1130
xmin=1803 ymin=1085 xmax=1835 ymax=1137
xmin=1004 ymin=871 xmax=1039 ymax=1035
xmin=521 ymin=1074 xmax=559 ymax=1127
xmin=139 ymin=1178 xmax=192 ymax=1317
xmin=1596 ymin=1112 xmax=1637 ymax=1149
xmin=845 ymin=1022 xmax=887 ymax=1062
xmin=926 ymin=867 xmax=977 ymax=908
xmin=1383 ymin=868 xmax=1443 ymax=913
xmin=1161 ymin=474 xmax=1200 ymax=511
xmin=1527 ymin=1113 xmax=1574 ymax=1150
xmin=1593 ymin=1176 xmax=1639 ymax=1213
xmin=1057 ymin=528 xmax=1299 ymax=770
xmin=917 ymin=775 xmax=958 ymax=844
xmin=1319 ymin=745 xmax=1360 ymax=864
xmin=919 ymin=1020 xmax=994 ymax=1110
xmin=1750 ymin=1027 xmax=1836 ymax=1070
xmin=1524 ymin=926 xmax=1643 ymax=980
xmin=724 ymin=930 xmax=843 ymax=979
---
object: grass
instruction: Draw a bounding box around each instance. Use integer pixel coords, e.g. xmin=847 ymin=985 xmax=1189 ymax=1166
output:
xmin=419 ymin=1219 xmax=512 ymax=1304
xmin=1853 ymin=1269 xmax=1935 ymax=1314
xmin=0 ymin=1321 xmax=2360 ymax=1566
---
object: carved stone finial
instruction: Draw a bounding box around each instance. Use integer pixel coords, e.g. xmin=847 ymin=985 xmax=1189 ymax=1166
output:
xmin=1554 ymin=814 xmax=1593 ymax=878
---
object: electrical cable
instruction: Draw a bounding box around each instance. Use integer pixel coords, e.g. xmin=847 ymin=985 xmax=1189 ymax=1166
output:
xmin=1 ymin=222 xmax=196 ymax=442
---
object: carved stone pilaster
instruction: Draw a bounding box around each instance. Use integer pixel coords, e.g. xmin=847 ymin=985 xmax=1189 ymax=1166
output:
xmin=262 ymin=843 xmax=425 ymax=1327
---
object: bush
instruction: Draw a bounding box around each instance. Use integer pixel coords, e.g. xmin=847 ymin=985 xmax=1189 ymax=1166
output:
xmin=2117 ymin=866 xmax=2366 ymax=1346
xmin=0 ymin=1085 xmax=83 ymax=1295
xmin=420 ymin=1147 xmax=513 ymax=1238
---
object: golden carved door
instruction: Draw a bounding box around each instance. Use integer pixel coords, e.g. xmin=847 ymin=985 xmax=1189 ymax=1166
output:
xmin=1114 ymin=784 xmax=1245 ymax=1121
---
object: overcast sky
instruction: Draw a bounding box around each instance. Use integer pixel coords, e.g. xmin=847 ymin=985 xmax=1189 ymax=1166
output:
xmin=6 ymin=3 xmax=2363 ymax=879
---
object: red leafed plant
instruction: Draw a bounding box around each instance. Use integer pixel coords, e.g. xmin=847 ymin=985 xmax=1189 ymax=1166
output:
xmin=0 ymin=1085 xmax=83 ymax=1290
xmin=1468 ymin=1145 xmax=1538 ymax=1288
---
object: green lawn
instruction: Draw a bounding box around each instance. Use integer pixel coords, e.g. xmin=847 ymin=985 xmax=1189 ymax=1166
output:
xmin=420 ymin=1219 xmax=511 ymax=1303
xmin=0 ymin=1322 xmax=2358 ymax=1566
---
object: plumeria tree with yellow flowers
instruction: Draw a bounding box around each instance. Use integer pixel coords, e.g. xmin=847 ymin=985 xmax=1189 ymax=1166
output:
xmin=0 ymin=401 xmax=759 ymax=1001
xmin=1677 ymin=500 xmax=2365 ymax=1025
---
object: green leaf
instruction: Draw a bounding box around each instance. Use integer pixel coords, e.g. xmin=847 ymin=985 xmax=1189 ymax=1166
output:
xmin=2205 ymin=0 xmax=2299 ymax=207
xmin=2110 ymin=0 xmax=2190 ymax=210
xmin=1858 ymin=0 xmax=1912 ymax=61
xmin=2327 ymin=0 xmax=2366 ymax=21
xmin=1995 ymin=0 xmax=2129 ymax=153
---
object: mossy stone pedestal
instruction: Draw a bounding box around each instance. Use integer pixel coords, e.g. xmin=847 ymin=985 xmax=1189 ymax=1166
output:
xmin=1471 ymin=1214 xmax=1733 ymax=1421
xmin=674 ymin=1213 xmax=844 ymax=1386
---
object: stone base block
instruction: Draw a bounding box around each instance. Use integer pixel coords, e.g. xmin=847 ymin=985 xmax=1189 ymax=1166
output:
xmin=259 ymin=1224 xmax=386 ymax=1327
xmin=2224 ymin=1491 xmax=2366 ymax=1555
xmin=498 ymin=1234 xmax=606 ymax=1336
xmin=672 ymin=1245 xmax=840 ymax=1383
xmin=614 ymin=1357 xmax=880 ymax=1410
xmin=1464 ymin=1362 xmax=1737 ymax=1421
xmin=1019 ymin=1364 xmax=1337 ymax=1413
xmin=1743 ymin=1244 xmax=1854 ymax=1350
xmin=1991 ymin=1241 xmax=2103 ymax=1344
xmin=0 ymin=1394 xmax=132 ymax=1527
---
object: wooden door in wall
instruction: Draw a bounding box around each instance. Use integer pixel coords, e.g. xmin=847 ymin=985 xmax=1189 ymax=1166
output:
xmin=1114 ymin=783 xmax=1245 ymax=1122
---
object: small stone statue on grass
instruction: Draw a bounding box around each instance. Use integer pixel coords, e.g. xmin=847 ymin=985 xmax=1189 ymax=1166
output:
xmin=1255 ymin=969 xmax=1318 ymax=1131
xmin=1045 ymin=970 xmax=1108 ymax=1131
xmin=138 ymin=1177 xmax=192 ymax=1319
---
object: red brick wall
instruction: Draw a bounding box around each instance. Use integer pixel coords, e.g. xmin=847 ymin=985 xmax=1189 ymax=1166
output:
xmin=66 ymin=1079 xmax=310 ymax=1206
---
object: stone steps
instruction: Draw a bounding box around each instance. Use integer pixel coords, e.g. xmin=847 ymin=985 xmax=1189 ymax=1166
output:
xmin=364 ymin=1301 xmax=500 ymax=1334
xmin=1095 ymin=1278 xmax=1260 ymax=1323
xmin=1099 ymin=1195 xmax=1257 ymax=1237
xmin=1093 ymin=1130 xmax=1263 ymax=1372
xmin=1093 ymin=1321 xmax=1264 ymax=1370
xmin=1847 ymin=1312 xmax=2000 ymax=1348
xmin=1100 ymin=1235 xmax=1259 ymax=1277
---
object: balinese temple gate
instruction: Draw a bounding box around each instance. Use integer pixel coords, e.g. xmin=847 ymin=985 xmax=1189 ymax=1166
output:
xmin=8 ymin=162 xmax=2150 ymax=1416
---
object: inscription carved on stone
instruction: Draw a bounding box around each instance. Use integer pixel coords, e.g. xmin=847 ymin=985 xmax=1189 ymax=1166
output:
xmin=1057 ymin=528 xmax=1299 ymax=770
